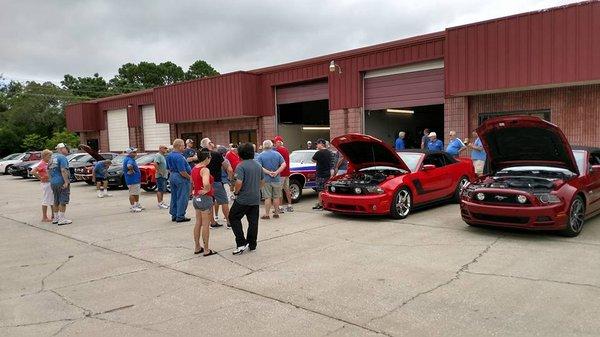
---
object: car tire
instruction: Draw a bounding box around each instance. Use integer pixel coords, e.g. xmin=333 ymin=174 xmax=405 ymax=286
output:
xmin=559 ymin=195 xmax=586 ymax=237
xmin=453 ymin=176 xmax=470 ymax=203
xmin=390 ymin=187 xmax=412 ymax=219
xmin=289 ymin=178 xmax=303 ymax=203
xmin=4 ymin=165 xmax=11 ymax=175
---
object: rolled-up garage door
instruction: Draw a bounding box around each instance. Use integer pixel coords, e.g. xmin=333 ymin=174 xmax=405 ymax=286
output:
xmin=107 ymin=108 xmax=129 ymax=152
xmin=276 ymin=81 xmax=328 ymax=104
xmin=142 ymin=105 xmax=170 ymax=151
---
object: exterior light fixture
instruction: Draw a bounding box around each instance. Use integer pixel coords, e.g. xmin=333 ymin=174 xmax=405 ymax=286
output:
xmin=127 ymin=104 xmax=133 ymax=108
xmin=386 ymin=109 xmax=414 ymax=114
xmin=329 ymin=61 xmax=342 ymax=74
xmin=302 ymin=126 xmax=331 ymax=131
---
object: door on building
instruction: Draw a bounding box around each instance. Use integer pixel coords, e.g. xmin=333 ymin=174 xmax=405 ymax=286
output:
xmin=276 ymin=81 xmax=330 ymax=151
xmin=86 ymin=139 xmax=99 ymax=152
xmin=181 ymin=133 xmax=202 ymax=148
xmin=230 ymin=129 xmax=257 ymax=145
xmin=142 ymin=105 xmax=171 ymax=151
xmin=478 ymin=110 xmax=551 ymax=125
xmin=363 ymin=61 xmax=445 ymax=149
xmin=106 ymin=108 xmax=130 ymax=152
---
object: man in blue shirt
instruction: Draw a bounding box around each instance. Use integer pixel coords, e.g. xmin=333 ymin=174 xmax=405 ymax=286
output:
xmin=427 ymin=132 xmax=444 ymax=151
xmin=468 ymin=131 xmax=487 ymax=176
xmin=167 ymin=139 xmax=192 ymax=222
xmin=123 ymin=147 xmax=142 ymax=212
xmin=256 ymin=139 xmax=286 ymax=219
xmin=49 ymin=143 xmax=72 ymax=225
xmin=395 ymin=131 xmax=406 ymax=151
xmin=445 ymin=130 xmax=467 ymax=158
xmin=93 ymin=160 xmax=112 ymax=198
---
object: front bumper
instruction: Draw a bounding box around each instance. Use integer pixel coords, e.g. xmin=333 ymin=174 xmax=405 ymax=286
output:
xmin=74 ymin=173 xmax=92 ymax=181
xmin=322 ymin=192 xmax=390 ymax=215
xmin=460 ymin=199 xmax=568 ymax=230
xmin=107 ymin=174 xmax=124 ymax=187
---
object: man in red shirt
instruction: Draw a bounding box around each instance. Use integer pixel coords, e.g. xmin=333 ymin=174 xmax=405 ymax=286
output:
xmin=225 ymin=145 xmax=241 ymax=172
xmin=274 ymin=136 xmax=293 ymax=212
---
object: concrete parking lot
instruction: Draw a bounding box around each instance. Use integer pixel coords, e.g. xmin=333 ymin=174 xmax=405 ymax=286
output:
xmin=1 ymin=175 xmax=600 ymax=337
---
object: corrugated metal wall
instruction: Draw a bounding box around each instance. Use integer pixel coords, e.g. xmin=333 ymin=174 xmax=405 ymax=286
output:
xmin=446 ymin=1 xmax=600 ymax=95
xmin=65 ymin=102 xmax=98 ymax=131
xmin=276 ymin=81 xmax=328 ymax=104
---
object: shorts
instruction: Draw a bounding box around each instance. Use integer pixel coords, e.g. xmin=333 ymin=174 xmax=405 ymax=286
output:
xmin=212 ymin=182 xmax=228 ymax=205
xmin=192 ymin=195 xmax=214 ymax=212
xmin=262 ymin=182 xmax=283 ymax=199
xmin=156 ymin=177 xmax=167 ymax=192
xmin=41 ymin=182 xmax=54 ymax=206
xmin=95 ymin=177 xmax=107 ymax=183
xmin=51 ymin=183 xmax=70 ymax=205
xmin=128 ymin=183 xmax=141 ymax=196
xmin=315 ymin=176 xmax=330 ymax=192
xmin=281 ymin=176 xmax=290 ymax=190
xmin=473 ymin=160 xmax=485 ymax=175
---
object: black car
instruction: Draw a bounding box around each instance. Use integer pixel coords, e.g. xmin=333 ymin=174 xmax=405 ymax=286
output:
xmin=9 ymin=160 xmax=38 ymax=178
xmin=106 ymin=153 xmax=152 ymax=188
xmin=70 ymin=153 xmax=118 ymax=183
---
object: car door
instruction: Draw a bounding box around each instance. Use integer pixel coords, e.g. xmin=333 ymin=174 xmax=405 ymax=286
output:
xmin=411 ymin=154 xmax=452 ymax=202
xmin=587 ymin=151 xmax=600 ymax=213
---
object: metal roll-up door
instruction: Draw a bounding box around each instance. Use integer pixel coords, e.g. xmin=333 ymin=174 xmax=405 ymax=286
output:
xmin=142 ymin=105 xmax=170 ymax=151
xmin=276 ymin=81 xmax=328 ymax=104
xmin=107 ymin=108 xmax=129 ymax=152
xmin=364 ymin=65 xmax=444 ymax=110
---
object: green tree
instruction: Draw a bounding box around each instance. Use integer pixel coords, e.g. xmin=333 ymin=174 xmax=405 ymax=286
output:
xmin=108 ymin=61 xmax=186 ymax=92
xmin=0 ymin=127 xmax=21 ymax=156
xmin=45 ymin=130 xmax=80 ymax=150
xmin=185 ymin=60 xmax=219 ymax=80
xmin=22 ymin=134 xmax=48 ymax=150
xmin=61 ymin=73 xmax=110 ymax=99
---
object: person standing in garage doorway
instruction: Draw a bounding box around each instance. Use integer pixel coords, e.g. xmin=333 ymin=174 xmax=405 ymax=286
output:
xmin=446 ymin=130 xmax=467 ymax=158
xmin=469 ymin=131 xmax=486 ymax=176
xmin=427 ymin=132 xmax=444 ymax=152
xmin=311 ymin=139 xmax=332 ymax=210
xmin=306 ymin=140 xmax=313 ymax=150
xmin=420 ymin=128 xmax=430 ymax=149
xmin=395 ymin=131 xmax=406 ymax=151
xmin=274 ymin=136 xmax=293 ymax=213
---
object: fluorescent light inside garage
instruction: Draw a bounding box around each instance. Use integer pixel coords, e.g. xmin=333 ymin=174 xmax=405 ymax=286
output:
xmin=386 ymin=109 xmax=414 ymax=114
xmin=302 ymin=126 xmax=330 ymax=131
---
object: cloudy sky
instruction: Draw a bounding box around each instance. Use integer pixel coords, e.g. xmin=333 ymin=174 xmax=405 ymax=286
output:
xmin=1 ymin=0 xmax=579 ymax=84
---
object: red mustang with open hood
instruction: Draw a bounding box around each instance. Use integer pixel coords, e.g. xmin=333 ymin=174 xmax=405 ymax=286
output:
xmin=321 ymin=134 xmax=476 ymax=219
xmin=460 ymin=116 xmax=600 ymax=237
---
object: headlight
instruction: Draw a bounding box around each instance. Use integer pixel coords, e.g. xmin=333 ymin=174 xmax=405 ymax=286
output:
xmin=330 ymin=186 xmax=336 ymax=193
xmin=354 ymin=187 xmax=362 ymax=194
xmin=365 ymin=186 xmax=384 ymax=194
xmin=476 ymin=193 xmax=485 ymax=201
xmin=517 ymin=195 xmax=528 ymax=204
xmin=535 ymin=193 xmax=561 ymax=204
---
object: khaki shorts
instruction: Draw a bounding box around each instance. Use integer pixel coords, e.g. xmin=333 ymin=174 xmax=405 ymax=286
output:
xmin=281 ymin=176 xmax=290 ymax=190
xmin=473 ymin=160 xmax=485 ymax=175
xmin=128 ymin=183 xmax=141 ymax=196
xmin=262 ymin=182 xmax=283 ymax=199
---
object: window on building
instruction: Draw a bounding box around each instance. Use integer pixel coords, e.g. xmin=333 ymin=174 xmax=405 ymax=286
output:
xmin=230 ymin=130 xmax=257 ymax=146
xmin=478 ymin=109 xmax=551 ymax=125
xmin=181 ymin=133 xmax=202 ymax=147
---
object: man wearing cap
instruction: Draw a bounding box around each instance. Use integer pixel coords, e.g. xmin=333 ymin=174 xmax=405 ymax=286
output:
xmin=167 ymin=139 xmax=192 ymax=222
xmin=183 ymin=139 xmax=198 ymax=164
xmin=274 ymin=136 xmax=293 ymax=212
xmin=311 ymin=139 xmax=332 ymax=210
xmin=427 ymin=132 xmax=444 ymax=152
xmin=49 ymin=143 xmax=72 ymax=225
xmin=123 ymin=147 xmax=143 ymax=212
xmin=306 ymin=140 xmax=313 ymax=150
xmin=153 ymin=145 xmax=170 ymax=209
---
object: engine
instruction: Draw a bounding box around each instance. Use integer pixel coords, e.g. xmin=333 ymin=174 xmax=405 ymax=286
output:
xmin=470 ymin=176 xmax=556 ymax=193
xmin=328 ymin=167 xmax=404 ymax=195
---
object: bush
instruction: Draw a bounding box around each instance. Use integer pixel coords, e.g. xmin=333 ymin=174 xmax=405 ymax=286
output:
xmin=45 ymin=130 xmax=80 ymax=150
xmin=22 ymin=134 xmax=49 ymax=151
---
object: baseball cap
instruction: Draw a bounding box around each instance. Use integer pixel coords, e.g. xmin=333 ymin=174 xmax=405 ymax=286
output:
xmin=428 ymin=132 xmax=437 ymax=138
xmin=55 ymin=143 xmax=67 ymax=150
xmin=125 ymin=147 xmax=138 ymax=154
xmin=316 ymin=138 xmax=327 ymax=145
xmin=274 ymin=135 xmax=284 ymax=143
xmin=186 ymin=139 xmax=194 ymax=144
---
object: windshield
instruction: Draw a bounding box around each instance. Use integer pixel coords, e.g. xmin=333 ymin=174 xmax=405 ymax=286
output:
xmin=136 ymin=154 xmax=156 ymax=165
xmin=398 ymin=152 xmax=422 ymax=172
xmin=497 ymin=166 xmax=576 ymax=179
xmin=290 ymin=151 xmax=315 ymax=164
xmin=112 ymin=155 xmax=126 ymax=165
xmin=73 ymin=154 xmax=93 ymax=163
xmin=573 ymin=150 xmax=586 ymax=176
xmin=1 ymin=153 xmax=22 ymax=160
xmin=67 ymin=153 xmax=86 ymax=162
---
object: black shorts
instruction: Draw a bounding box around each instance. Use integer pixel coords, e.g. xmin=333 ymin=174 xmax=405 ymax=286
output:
xmin=315 ymin=176 xmax=330 ymax=192
xmin=95 ymin=177 xmax=107 ymax=183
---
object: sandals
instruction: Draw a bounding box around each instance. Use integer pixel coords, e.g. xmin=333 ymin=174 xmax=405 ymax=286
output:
xmin=203 ymin=250 xmax=217 ymax=257
xmin=261 ymin=215 xmax=270 ymax=220
xmin=194 ymin=247 xmax=204 ymax=255
xmin=273 ymin=214 xmax=280 ymax=219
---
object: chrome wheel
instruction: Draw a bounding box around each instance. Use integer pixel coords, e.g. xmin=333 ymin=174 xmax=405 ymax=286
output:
xmin=290 ymin=183 xmax=301 ymax=200
xmin=569 ymin=198 xmax=585 ymax=233
xmin=459 ymin=178 xmax=469 ymax=191
xmin=395 ymin=189 xmax=411 ymax=217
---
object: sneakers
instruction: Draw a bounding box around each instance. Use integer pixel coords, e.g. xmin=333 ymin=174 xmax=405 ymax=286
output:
xmin=97 ymin=192 xmax=104 ymax=198
xmin=158 ymin=203 xmax=169 ymax=209
xmin=52 ymin=218 xmax=58 ymax=224
xmin=131 ymin=206 xmax=143 ymax=213
xmin=232 ymin=244 xmax=249 ymax=255
xmin=312 ymin=204 xmax=323 ymax=210
xmin=286 ymin=205 xmax=294 ymax=212
xmin=103 ymin=192 xmax=113 ymax=197
xmin=57 ymin=218 xmax=72 ymax=226
xmin=226 ymin=223 xmax=231 ymax=230
xmin=210 ymin=222 xmax=224 ymax=228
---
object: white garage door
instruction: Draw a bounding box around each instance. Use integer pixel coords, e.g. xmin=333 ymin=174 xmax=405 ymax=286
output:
xmin=107 ymin=108 xmax=130 ymax=152
xmin=142 ymin=105 xmax=171 ymax=151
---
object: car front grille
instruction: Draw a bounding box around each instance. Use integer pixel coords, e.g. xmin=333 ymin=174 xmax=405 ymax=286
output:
xmin=472 ymin=213 xmax=529 ymax=224
xmin=478 ymin=193 xmax=531 ymax=205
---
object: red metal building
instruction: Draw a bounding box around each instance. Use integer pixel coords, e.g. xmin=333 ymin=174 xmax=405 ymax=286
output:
xmin=67 ymin=1 xmax=600 ymax=152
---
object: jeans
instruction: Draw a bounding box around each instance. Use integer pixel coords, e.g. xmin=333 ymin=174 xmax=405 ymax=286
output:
xmin=169 ymin=172 xmax=190 ymax=220
xmin=228 ymin=201 xmax=259 ymax=249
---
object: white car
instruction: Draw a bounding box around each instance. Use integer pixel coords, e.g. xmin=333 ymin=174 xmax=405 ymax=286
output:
xmin=0 ymin=153 xmax=27 ymax=174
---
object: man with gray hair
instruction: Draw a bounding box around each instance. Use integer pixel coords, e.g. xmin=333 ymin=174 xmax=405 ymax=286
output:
xmin=256 ymin=139 xmax=286 ymax=219
xmin=395 ymin=131 xmax=406 ymax=150
xmin=201 ymin=138 xmax=233 ymax=228
xmin=49 ymin=143 xmax=72 ymax=225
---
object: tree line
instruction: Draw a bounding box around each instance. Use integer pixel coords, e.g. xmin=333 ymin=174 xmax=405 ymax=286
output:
xmin=0 ymin=60 xmax=219 ymax=156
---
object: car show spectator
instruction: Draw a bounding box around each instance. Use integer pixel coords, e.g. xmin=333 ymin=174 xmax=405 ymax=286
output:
xmin=274 ymin=135 xmax=293 ymax=213
xmin=167 ymin=139 xmax=192 ymax=222
xmin=311 ymin=139 xmax=332 ymax=210
xmin=31 ymin=149 xmax=54 ymax=222
xmin=191 ymin=149 xmax=217 ymax=256
xmin=420 ymin=128 xmax=430 ymax=149
xmin=93 ymin=160 xmax=112 ymax=198
xmin=229 ymin=142 xmax=264 ymax=255
xmin=395 ymin=131 xmax=406 ymax=150
xmin=225 ymin=145 xmax=241 ymax=172
xmin=123 ymin=147 xmax=143 ymax=212
xmin=446 ymin=130 xmax=467 ymax=158
xmin=215 ymin=145 xmax=232 ymax=224
xmin=306 ymin=140 xmax=313 ymax=150
xmin=183 ymin=139 xmax=198 ymax=164
xmin=469 ymin=131 xmax=486 ymax=176
xmin=49 ymin=143 xmax=72 ymax=225
xmin=257 ymin=139 xmax=286 ymax=219
xmin=427 ymin=132 xmax=444 ymax=151
xmin=154 ymin=145 xmax=170 ymax=209
xmin=200 ymin=137 xmax=233 ymax=228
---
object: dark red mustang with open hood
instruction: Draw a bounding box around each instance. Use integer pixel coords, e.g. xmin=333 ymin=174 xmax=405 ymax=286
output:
xmin=460 ymin=116 xmax=600 ymax=236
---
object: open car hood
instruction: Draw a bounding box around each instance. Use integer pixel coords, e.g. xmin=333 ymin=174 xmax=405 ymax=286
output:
xmin=78 ymin=144 xmax=105 ymax=161
xmin=331 ymin=133 xmax=410 ymax=172
xmin=477 ymin=116 xmax=578 ymax=175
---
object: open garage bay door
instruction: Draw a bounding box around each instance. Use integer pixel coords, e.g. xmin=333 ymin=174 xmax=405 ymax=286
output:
xmin=276 ymin=81 xmax=328 ymax=105
xmin=107 ymin=108 xmax=129 ymax=152
xmin=142 ymin=105 xmax=171 ymax=151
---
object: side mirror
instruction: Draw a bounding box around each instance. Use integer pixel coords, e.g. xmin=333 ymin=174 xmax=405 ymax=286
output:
xmin=591 ymin=165 xmax=600 ymax=173
xmin=422 ymin=164 xmax=436 ymax=171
